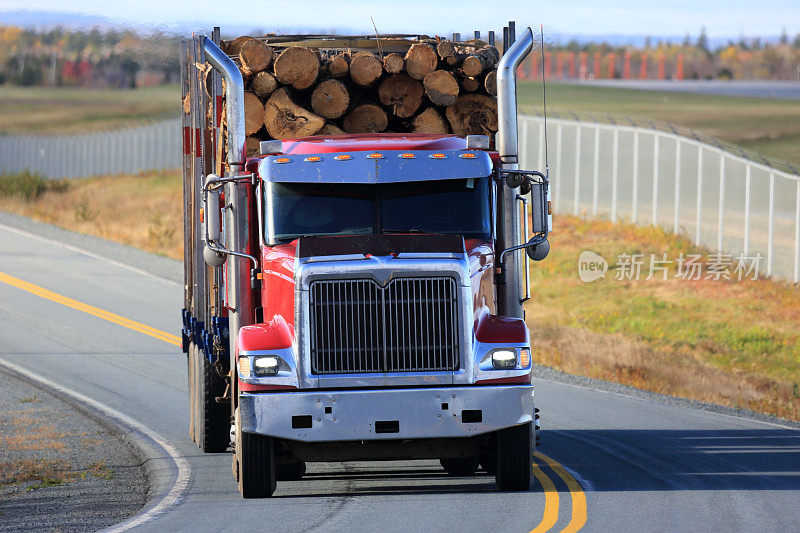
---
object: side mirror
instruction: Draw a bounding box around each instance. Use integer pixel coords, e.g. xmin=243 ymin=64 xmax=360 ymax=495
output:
xmin=203 ymin=174 xmax=226 ymax=267
xmin=526 ymin=238 xmax=549 ymax=261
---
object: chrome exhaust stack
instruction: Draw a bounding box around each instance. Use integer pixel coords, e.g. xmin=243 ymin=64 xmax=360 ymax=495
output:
xmin=202 ymin=37 xmax=253 ymax=365
xmin=495 ymin=26 xmax=534 ymax=319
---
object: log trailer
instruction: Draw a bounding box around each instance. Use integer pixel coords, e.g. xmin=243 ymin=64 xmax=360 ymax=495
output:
xmin=181 ymin=23 xmax=551 ymax=497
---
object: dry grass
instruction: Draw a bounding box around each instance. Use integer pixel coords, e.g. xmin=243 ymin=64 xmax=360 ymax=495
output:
xmin=0 ymin=171 xmax=182 ymax=259
xmin=0 ymin=459 xmax=74 ymax=489
xmin=3 ymin=410 xmax=67 ymax=452
xmin=527 ymin=215 xmax=800 ymax=420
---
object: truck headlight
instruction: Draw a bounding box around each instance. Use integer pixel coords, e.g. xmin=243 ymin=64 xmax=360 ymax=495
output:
xmin=491 ymin=349 xmax=517 ymax=369
xmin=253 ymin=356 xmax=280 ymax=377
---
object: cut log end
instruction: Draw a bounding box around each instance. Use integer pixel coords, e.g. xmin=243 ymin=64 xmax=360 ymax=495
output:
xmin=404 ymin=42 xmax=438 ymax=80
xmin=243 ymin=91 xmax=265 ymax=136
xmin=378 ymin=74 xmax=424 ymax=118
xmin=318 ymin=123 xmax=346 ymax=136
xmin=264 ymin=87 xmax=325 ymax=139
xmin=343 ymin=104 xmax=388 ymax=134
xmin=239 ymin=39 xmax=273 ymax=77
xmin=274 ymin=47 xmax=320 ymax=90
xmin=423 ymin=70 xmax=459 ymax=107
xmin=445 ymin=94 xmax=498 ymax=137
xmin=327 ymin=54 xmax=349 ymax=77
xmin=412 ymin=107 xmax=449 ymax=134
xmin=226 ymin=36 xmax=254 ymax=57
xmin=461 ymin=75 xmax=480 ymax=93
xmin=484 ymin=70 xmax=497 ymax=96
xmin=245 ymin=136 xmax=261 ymax=157
xmin=437 ymin=40 xmax=455 ymax=60
xmin=250 ymin=71 xmax=278 ymax=99
xmin=383 ymin=53 xmax=404 ymax=74
xmin=350 ymin=53 xmax=383 ymax=86
xmin=311 ymin=79 xmax=350 ymax=119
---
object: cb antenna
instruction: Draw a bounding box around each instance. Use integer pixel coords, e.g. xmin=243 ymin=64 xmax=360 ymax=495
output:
xmin=540 ymin=25 xmax=549 ymax=179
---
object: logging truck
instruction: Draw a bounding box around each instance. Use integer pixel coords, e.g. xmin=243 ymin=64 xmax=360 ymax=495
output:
xmin=181 ymin=23 xmax=551 ymax=497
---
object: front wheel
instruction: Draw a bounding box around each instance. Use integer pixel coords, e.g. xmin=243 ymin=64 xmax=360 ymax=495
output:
xmin=495 ymin=422 xmax=533 ymax=491
xmin=235 ymin=407 xmax=277 ymax=498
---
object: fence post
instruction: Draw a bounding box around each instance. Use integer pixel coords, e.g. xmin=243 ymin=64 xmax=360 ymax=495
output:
xmin=717 ymin=154 xmax=726 ymax=252
xmin=611 ymin=129 xmax=619 ymax=222
xmin=767 ymin=172 xmax=775 ymax=276
xmin=673 ymin=139 xmax=681 ymax=234
xmin=652 ymin=134 xmax=660 ymax=225
xmin=554 ymin=123 xmax=562 ymax=212
xmin=574 ymin=124 xmax=581 ymax=215
xmin=592 ymin=126 xmax=600 ymax=217
xmin=632 ymin=130 xmax=639 ymax=223
xmin=743 ymin=165 xmax=751 ymax=256
xmin=695 ymin=146 xmax=703 ymax=246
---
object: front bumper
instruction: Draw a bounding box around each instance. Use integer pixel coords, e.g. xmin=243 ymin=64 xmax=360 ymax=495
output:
xmin=239 ymin=385 xmax=534 ymax=442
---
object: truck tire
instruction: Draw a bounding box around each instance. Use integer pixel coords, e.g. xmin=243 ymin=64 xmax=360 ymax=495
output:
xmin=440 ymin=457 xmax=479 ymax=476
xmin=191 ymin=344 xmax=229 ymax=453
xmin=235 ymin=407 xmax=277 ymax=498
xmin=495 ymin=422 xmax=533 ymax=491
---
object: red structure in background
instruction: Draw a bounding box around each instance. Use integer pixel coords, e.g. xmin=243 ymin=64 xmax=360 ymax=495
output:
xmin=607 ymin=52 xmax=616 ymax=79
xmin=568 ymin=52 xmax=576 ymax=79
xmin=658 ymin=55 xmax=665 ymax=80
xmin=623 ymin=53 xmax=631 ymax=79
xmin=544 ymin=51 xmax=552 ymax=80
xmin=555 ymin=52 xmax=563 ymax=80
xmin=593 ymin=51 xmax=601 ymax=78
xmin=579 ymin=51 xmax=588 ymax=80
xmin=640 ymin=53 xmax=648 ymax=79
xmin=676 ymin=54 xmax=684 ymax=80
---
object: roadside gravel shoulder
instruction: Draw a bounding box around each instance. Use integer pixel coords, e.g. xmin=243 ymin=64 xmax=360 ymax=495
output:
xmin=0 ymin=369 xmax=147 ymax=531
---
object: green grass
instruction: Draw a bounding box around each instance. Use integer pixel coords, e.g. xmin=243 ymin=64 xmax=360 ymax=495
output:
xmin=518 ymin=82 xmax=800 ymax=167
xmin=0 ymin=85 xmax=179 ymax=135
xmin=0 ymin=171 xmax=69 ymax=200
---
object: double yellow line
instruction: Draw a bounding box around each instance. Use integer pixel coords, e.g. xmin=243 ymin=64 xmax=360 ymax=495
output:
xmin=0 ymin=269 xmax=587 ymax=530
xmin=530 ymin=451 xmax=588 ymax=532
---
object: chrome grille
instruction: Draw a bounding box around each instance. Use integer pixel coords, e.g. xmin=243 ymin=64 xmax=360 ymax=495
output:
xmin=309 ymin=277 xmax=459 ymax=374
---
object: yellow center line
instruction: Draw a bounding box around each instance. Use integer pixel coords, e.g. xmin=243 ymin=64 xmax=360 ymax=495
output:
xmin=530 ymin=455 xmax=561 ymax=533
xmin=535 ymin=451 xmax=588 ymax=533
xmin=0 ymin=271 xmax=180 ymax=347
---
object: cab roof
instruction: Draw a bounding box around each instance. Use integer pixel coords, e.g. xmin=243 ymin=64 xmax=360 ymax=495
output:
xmin=279 ymin=133 xmax=467 ymax=154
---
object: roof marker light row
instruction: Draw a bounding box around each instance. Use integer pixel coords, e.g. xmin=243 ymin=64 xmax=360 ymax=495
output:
xmin=274 ymin=152 xmax=478 ymax=164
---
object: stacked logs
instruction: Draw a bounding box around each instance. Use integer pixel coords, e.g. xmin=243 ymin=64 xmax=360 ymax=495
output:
xmin=219 ymin=37 xmax=502 ymax=157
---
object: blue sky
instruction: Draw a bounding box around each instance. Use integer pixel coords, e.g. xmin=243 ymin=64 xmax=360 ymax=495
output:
xmin=0 ymin=0 xmax=798 ymax=38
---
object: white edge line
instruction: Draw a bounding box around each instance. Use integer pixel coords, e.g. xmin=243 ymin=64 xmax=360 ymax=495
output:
xmin=0 ymin=222 xmax=181 ymax=286
xmin=0 ymin=357 xmax=191 ymax=532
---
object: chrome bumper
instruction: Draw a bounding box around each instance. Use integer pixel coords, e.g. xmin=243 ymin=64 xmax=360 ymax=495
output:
xmin=239 ymin=385 xmax=534 ymax=442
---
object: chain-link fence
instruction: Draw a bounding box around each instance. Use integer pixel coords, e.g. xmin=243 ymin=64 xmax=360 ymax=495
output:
xmin=0 ymin=119 xmax=180 ymax=179
xmin=520 ymin=114 xmax=800 ymax=284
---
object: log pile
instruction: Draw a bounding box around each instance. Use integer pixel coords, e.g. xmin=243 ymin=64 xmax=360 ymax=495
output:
xmin=216 ymin=36 xmax=502 ymax=157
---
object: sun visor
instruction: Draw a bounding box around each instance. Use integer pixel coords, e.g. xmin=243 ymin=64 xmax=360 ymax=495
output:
xmin=260 ymin=150 xmax=493 ymax=184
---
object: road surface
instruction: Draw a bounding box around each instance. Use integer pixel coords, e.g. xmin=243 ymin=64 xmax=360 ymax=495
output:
xmin=0 ymin=218 xmax=798 ymax=532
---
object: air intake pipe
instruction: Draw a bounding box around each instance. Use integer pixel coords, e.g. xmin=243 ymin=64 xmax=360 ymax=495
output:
xmin=495 ymin=27 xmax=534 ymax=319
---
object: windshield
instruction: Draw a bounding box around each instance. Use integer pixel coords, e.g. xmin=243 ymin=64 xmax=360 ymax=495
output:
xmin=264 ymin=177 xmax=492 ymax=243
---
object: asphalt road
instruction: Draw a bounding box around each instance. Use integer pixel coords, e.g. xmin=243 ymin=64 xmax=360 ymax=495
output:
xmin=0 ymin=219 xmax=799 ymax=532
xmin=569 ymin=80 xmax=800 ymax=100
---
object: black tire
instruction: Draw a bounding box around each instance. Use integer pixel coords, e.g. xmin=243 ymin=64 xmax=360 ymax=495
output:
xmin=276 ymin=460 xmax=306 ymax=481
xmin=479 ymin=451 xmax=497 ymax=476
xmin=191 ymin=344 xmax=229 ymax=452
xmin=440 ymin=456 xmax=480 ymax=476
xmin=236 ymin=407 xmax=277 ymax=498
xmin=495 ymin=422 xmax=533 ymax=491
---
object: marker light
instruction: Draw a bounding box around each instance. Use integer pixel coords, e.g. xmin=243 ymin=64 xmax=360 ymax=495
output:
xmin=491 ymin=349 xmax=517 ymax=370
xmin=304 ymin=156 xmax=322 ymax=162
xmin=520 ymin=348 xmax=530 ymax=368
xmin=238 ymin=356 xmax=251 ymax=377
xmin=334 ymin=154 xmax=352 ymax=161
xmin=459 ymin=152 xmax=477 ymax=159
xmin=367 ymin=153 xmax=385 ymax=159
xmin=274 ymin=157 xmax=291 ymax=164
xmin=429 ymin=153 xmax=447 ymax=159
xmin=399 ymin=153 xmax=416 ymax=159
xmin=253 ymin=356 xmax=280 ymax=377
